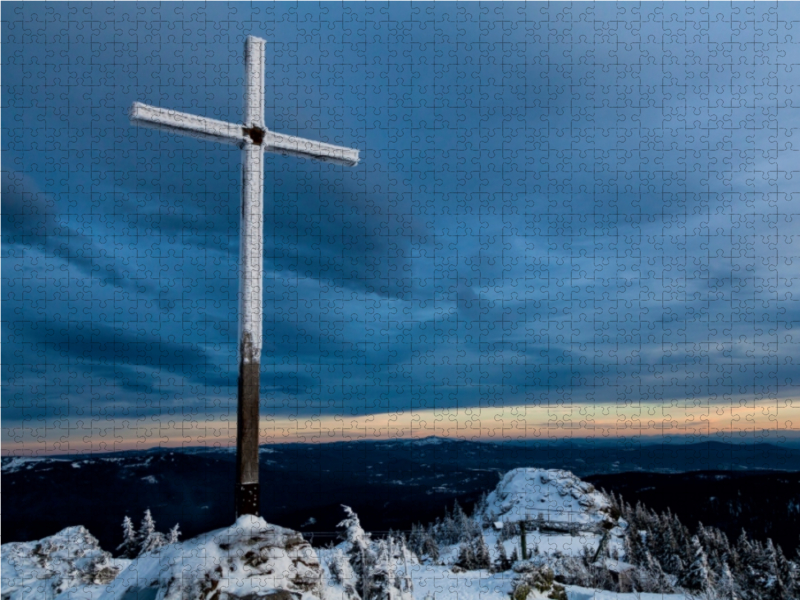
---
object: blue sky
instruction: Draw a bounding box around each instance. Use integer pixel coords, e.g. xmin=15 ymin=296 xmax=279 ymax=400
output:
xmin=4 ymin=2 xmax=800 ymax=450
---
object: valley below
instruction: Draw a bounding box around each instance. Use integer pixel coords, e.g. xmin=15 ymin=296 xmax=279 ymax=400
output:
xmin=4 ymin=438 xmax=800 ymax=556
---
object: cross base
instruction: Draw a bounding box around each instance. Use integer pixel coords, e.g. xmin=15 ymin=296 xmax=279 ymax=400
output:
xmin=236 ymin=483 xmax=260 ymax=517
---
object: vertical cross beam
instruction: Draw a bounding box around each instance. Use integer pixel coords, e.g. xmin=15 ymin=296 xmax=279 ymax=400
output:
xmin=130 ymin=35 xmax=358 ymax=521
xmin=236 ymin=36 xmax=266 ymax=518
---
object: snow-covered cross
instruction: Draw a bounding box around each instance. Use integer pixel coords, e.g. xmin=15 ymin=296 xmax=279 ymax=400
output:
xmin=130 ymin=36 xmax=359 ymax=518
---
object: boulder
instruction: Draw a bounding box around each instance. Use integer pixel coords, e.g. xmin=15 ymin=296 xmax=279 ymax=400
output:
xmin=1 ymin=525 xmax=120 ymax=600
xmin=100 ymin=516 xmax=323 ymax=600
xmin=481 ymin=468 xmax=614 ymax=532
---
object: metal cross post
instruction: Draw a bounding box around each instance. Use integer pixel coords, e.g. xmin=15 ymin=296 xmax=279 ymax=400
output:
xmin=130 ymin=36 xmax=359 ymax=518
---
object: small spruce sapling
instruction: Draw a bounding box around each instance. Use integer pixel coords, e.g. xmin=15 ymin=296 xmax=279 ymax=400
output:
xmin=117 ymin=516 xmax=138 ymax=558
xmin=167 ymin=523 xmax=181 ymax=544
xmin=494 ymin=537 xmax=511 ymax=572
xmin=137 ymin=509 xmax=166 ymax=555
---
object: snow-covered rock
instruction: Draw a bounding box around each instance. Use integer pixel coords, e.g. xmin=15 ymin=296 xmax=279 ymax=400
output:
xmin=1 ymin=525 xmax=122 ymax=600
xmin=481 ymin=469 xmax=613 ymax=532
xmin=98 ymin=515 xmax=323 ymax=600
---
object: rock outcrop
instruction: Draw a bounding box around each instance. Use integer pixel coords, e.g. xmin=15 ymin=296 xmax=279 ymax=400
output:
xmin=482 ymin=468 xmax=614 ymax=532
xmin=99 ymin=515 xmax=323 ymax=600
xmin=1 ymin=525 xmax=120 ymax=600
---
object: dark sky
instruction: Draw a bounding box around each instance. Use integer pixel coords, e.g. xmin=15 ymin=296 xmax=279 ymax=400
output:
xmin=4 ymin=2 xmax=800 ymax=450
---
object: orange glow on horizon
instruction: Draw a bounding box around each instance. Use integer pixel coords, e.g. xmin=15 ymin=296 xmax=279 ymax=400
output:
xmin=3 ymin=397 xmax=798 ymax=456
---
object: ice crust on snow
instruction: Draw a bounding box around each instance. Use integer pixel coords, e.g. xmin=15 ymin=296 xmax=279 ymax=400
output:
xmin=482 ymin=468 xmax=613 ymax=530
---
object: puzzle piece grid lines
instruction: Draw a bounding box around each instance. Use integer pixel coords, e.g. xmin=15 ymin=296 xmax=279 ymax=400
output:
xmin=3 ymin=2 xmax=800 ymax=454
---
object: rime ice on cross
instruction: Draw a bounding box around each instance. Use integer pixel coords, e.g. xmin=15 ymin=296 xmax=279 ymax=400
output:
xmin=130 ymin=36 xmax=359 ymax=518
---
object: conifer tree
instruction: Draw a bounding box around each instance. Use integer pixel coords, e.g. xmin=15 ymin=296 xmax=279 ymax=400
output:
xmin=658 ymin=515 xmax=682 ymax=575
xmin=330 ymin=548 xmax=361 ymax=600
xmin=624 ymin=527 xmax=646 ymax=566
xmin=408 ymin=524 xmax=424 ymax=557
xmin=452 ymin=500 xmax=474 ymax=543
xmin=494 ymin=537 xmax=511 ymax=572
xmin=760 ymin=539 xmax=788 ymax=600
xmin=679 ymin=535 xmax=712 ymax=593
xmin=167 ymin=523 xmax=181 ymax=544
xmin=776 ymin=544 xmax=799 ymax=599
xmin=474 ymin=492 xmax=490 ymax=526
xmin=474 ymin=533 xmax=491 ymax=569
xmin=116 ymin=515 xmax=139 ymax=559
xmin=372 ymin=539 xmax=396 ymax=600
xmin=339 ymin=505 xmax=375 ymax=599
xmin=138 ymin=509 xmax=166 ymax=555
xmin=499 ymin=521 xmax=516 ymax=542
xmin=716 ymin=561 xmax=739 ymax=600
xmin=736 ymin=529 xmax=752 ymax=562
xmin=421 ymin=531 xmax=440 ymax=563
xmin=456 ymin=538 xmax=475 ymax=570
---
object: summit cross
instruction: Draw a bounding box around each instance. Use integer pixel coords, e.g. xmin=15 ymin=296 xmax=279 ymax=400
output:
xmin=130 ymin=36 xmax=359 ymax=518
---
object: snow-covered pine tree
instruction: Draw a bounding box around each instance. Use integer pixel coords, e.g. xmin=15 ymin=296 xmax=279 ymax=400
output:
xmin=494 ymin=537 xmax=511 ymax=572
xmin=167 ymin=523 xmax=181 ymax=544
xmin=116 ymin=515 xmax=139 ymax=559
xmin=636 ymin=551 xmax=673 ymax=594
xmin=394 ymin=536 xmax=415 ymax=597
xmin=477 ymin=492 xmax=491 ymax=527
xmin=329 ymin=548 xmax=361 ymax=600
xmin=735 ymin=529 xmax=753 ymax=565
xmin=452 ymin=500 xmax=473 ymax=543
xmin=438 ymin=506 xmax=458 ymax=545
xmin=338 ymin=506 xmax=378 ymax=600
xmin=623 ymin=525 xmax=646 ymax=566
xmin=474 ymin=533 xmax=491 ymax=569
xmin=716 ymin=561 xmax=739 ymax=600
xmin=499 ymin=520 xmax=516 ymax=542
xmin=760 ymin=539 xmax=789 ymax=600
xmin=697 ymin=521 xmax=726 ymax=580
xmin=140 ymin=530 xmax=166 ymax=554
xmin=137 ymin=509 xmax=166 ymax=555
xmin=456 ymin=538 xmax=475 ymax=570
xmin=421 ymin=530 xmax=440 ymax=562
xmin=679 ymin=535 xmax=712 ymax=593
xmin=456 ymin=532 xmax=491 ymax=570
xmin=138 ymin=509 xmax=155 ymax=542
xmin=633 ymin=501 xmax=648 ymax=530
xmin=370 ymin=537 xmax=413 ymax=600
xmin=658 ymin=513 xmax=683 ymax=575
xmin=776 ymin=544 xmax=799 ymax=600
xmin=408 ymin=523 xmax=424 ymax=557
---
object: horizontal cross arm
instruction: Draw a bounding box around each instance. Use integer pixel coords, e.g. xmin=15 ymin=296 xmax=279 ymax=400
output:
xmin=130 ymin=102 xmax=246 ymax=146
xmin=263 ymin=131 xmax=360 ymax=167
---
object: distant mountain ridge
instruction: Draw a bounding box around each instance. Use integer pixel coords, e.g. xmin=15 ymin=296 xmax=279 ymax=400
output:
xmin=4 ymin=439 xmax=800 ymax=557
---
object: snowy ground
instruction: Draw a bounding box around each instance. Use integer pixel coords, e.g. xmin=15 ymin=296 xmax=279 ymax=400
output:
xmin=563 ymin=588 xmax=689 ymax=600
xmin=410 ymin=565 xmax=516 ymax=600
xmin=318 ymin=549 xmax=689 ymax=600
